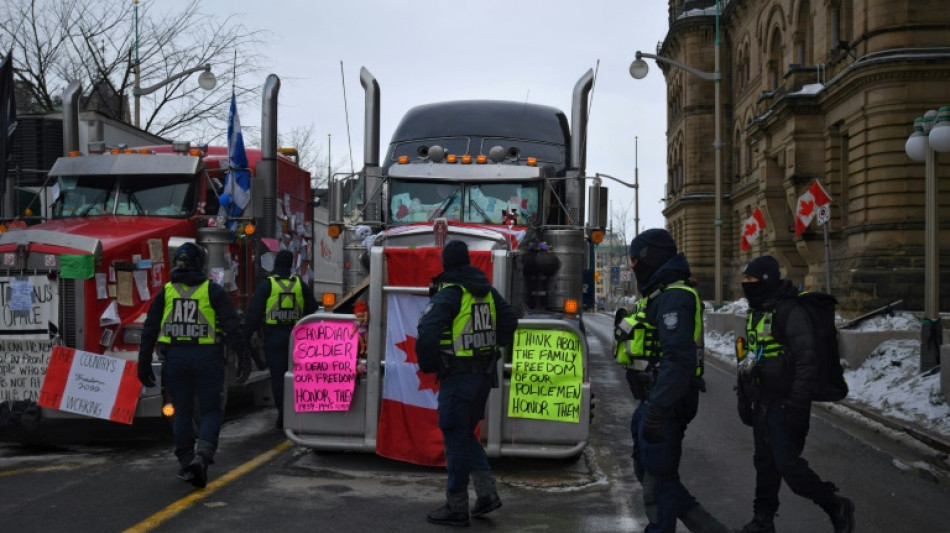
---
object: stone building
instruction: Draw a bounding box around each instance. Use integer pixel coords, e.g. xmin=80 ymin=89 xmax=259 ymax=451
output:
xmin=656 ymin=0 xmax=950 ymax=313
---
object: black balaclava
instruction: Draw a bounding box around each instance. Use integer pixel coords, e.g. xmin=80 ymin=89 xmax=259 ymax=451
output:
xmin=173 ymin=242 xmax=203 ymax=271
xmin=741 ymin=255 xmax=782 ymax=310
xmin=273 ymin=250 xmax=294 ymax=276
xmin=628 ymin=228 xmax=678 ymax=289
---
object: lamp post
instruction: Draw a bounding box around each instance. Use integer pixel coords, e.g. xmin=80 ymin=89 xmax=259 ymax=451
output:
xmin=131 ymin=0 xmax=216 ymax=129
xmin=630 ymin=0 xmax=723 ymax=306
xmin=905 ymin=107 xmax=948 ymax=372
xmin=133 ymin=64 xmax=217 ymax=129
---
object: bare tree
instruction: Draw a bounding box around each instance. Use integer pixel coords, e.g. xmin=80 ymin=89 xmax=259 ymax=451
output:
xmin=0 ymin=0 xmax=264 ymax=140
xmin=276 ymin=124 xmax=350 ymax=190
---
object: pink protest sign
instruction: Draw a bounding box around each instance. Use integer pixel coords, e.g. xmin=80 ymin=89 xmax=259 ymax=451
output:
xmin=292 ymin=320 xmax=359 ymax=412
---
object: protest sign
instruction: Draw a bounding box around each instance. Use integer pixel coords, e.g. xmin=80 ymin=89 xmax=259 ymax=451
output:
xmin=507 ymin=328 xmax=583 ymax=423
xmin=38 ymin=346 xmax=141 ymax=424
xmin=292 ymin=320 xmax=358 ymax=412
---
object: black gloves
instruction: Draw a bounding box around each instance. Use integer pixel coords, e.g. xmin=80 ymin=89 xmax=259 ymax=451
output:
xmin=642 ymin=403 xmax=667 ymax=444
xmin=782 ymin=401 xmax=811 ymax=436
xmin=235 ymin=349 xmax=251 ymax=384
xmin=137 ymin=358 xmax=156 ymax=388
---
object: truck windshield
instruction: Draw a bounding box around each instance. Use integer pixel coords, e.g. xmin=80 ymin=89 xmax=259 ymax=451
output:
xmin=52 ymin=174 xmax=196 ymax=218
xmin=389 ymin=180 xmax=538 ymax=226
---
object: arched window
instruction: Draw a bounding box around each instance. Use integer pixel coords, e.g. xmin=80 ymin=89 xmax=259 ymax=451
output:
xmin=767 ymin=28 xmax=784 ymax=89
xmin=795 ymin=0 xmax=813 ymax=64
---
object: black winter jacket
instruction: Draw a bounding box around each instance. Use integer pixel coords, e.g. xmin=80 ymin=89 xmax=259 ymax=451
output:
xmin=138 ymin=268 xmax=248 ymax=363
xmin=416 ymin=264 xmax=518 ymax=375
xmin=638 ymin=253 xmax=703 ymax=416
xmin=748 ymin=280 xmax=817 ymax=408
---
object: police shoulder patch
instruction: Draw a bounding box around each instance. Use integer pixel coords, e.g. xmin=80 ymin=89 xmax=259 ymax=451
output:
xmin=662 ymin=311 xmax=679 ymax=330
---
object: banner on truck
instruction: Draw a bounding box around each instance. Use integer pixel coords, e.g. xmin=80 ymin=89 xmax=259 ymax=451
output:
xmin=38 ymin=346 xmax=141 ymax=424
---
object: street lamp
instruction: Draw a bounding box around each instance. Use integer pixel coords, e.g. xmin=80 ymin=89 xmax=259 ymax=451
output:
xmin=630 ymin=0 xmax=723 ymax=306
xmin=132 ymin=64 xmax=217 ymax=128
xmin=905 ymin=107 xmax=947 ymax=372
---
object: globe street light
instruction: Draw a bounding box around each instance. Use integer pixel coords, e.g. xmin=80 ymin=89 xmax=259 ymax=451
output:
xmin=630 ymin=1 xmax=723 ymax=305
xmin=905 ymin=107 xmax=947 ymax=372
xmin=132 ymin=64 xmax=217 ymax=129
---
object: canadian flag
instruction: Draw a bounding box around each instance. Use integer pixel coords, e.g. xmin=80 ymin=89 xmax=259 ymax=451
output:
xmin=794 ymin=180 xmax=833 ymax=237
xmin=375 ymin=247 xmax=493 ymax=466
xmin=740 ymin=207 xmax=766 ymax=251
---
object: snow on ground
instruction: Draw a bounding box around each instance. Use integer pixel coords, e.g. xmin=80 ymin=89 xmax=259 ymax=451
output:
xmin=703 ymin=308 xmax=949 ymax=439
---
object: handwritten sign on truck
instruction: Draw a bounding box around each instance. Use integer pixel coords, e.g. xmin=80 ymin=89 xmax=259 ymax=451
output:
xmin=292 ymin=320 xmax=358 ymax=412
xmin=507 ymin=328 xmax=583 ymax=423
xmin=38 ymin=346 xmax=141 ymax=424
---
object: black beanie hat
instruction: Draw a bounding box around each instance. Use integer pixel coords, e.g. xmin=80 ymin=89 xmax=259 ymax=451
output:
xmin=442 ymin=240 xmax=470 ymax=270
xmin=629 ymin=228 xmax=677 ymax=270
xmin=742 ymin=255 xmax=781 ymax=284
xmin=274 ymin=250 xmax=294 ymax=271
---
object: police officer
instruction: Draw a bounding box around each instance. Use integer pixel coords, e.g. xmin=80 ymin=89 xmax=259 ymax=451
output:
xmin=614 ymin=228 xmax=729 ymax=533
xmin=244 ymin=249 xmax=318 ymax=428
xmin=736 ymin=256 xmax=854 ymax=533
xmin=417 ymin=240 xmax=518 ymax=527
xmin=137 ymin=242 xmax=250 ymax=489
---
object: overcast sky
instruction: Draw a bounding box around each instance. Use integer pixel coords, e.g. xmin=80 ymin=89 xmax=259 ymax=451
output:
xmin=158 ymin=0 xmax=672 ymax=234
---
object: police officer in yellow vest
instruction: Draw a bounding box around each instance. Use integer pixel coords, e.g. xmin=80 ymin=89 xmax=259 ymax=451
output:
xmin=614 ymin=229 xmax=729 ymax=533
xmin=737 ymin=256 xmax=854 ymax=533
xmin=244 ymin=249 xmax=318 ymax=428
xmin=417 ymin=240 xmax=518 ymax=527
xmin=138 ymin=242 xmax=250 ymax=489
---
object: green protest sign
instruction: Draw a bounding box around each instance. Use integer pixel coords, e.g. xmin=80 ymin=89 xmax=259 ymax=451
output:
xmin=507 ymin=328 xmax=583 ymax=423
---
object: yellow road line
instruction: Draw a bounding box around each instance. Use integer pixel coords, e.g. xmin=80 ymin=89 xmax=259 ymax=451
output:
xmin=123 ymin=439 xmax=293 ymax=533
xmin=0 ymin=463 xmax=92 ymax=477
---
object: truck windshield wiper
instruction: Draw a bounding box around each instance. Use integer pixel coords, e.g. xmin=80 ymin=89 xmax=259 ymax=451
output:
xmin=468 ymin=198 xmax=494 ymax=224
xmin=76 ymin=189 xmax=112 ymax=217
xmin=428 ymin=186 xmax=461 ymax=221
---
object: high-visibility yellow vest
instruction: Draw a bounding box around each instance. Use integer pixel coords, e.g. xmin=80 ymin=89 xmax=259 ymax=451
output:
xmin=438 ymin=283 xmax=498 ymax=358
xmin=745 ymin=311 xmax=785 ymax=360
xmin=158 ymin=281 xmax=217 ymax=344
xmin=265 ymin=276 xmax=304 ymax=326
xmin=615 ymin=281 xmax=703 ymax=376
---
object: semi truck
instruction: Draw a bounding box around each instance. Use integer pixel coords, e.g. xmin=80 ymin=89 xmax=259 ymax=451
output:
xmin=0 ymin=75 xmax=311 ymax=435
xmin=292 ymin=67 xmax=607 ymax=461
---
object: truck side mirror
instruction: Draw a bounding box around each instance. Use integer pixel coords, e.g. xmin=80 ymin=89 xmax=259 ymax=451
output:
xmin=587 ymin=181 xmax=608 ymax=230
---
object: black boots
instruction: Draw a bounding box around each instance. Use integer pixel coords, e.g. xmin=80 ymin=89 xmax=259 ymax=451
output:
xmin=186 ymin=454 xmax=209 ymax=488
xmin=184 ymin=439 xmax=215 ymax=489
xmin=470 ymin=470 xmax=502 ymax=517
xmin=737 ymin=510 xmax=775 ymax=533
xmin=427 ymin=491 xmax=470 ymax=527
xmin=822 ymin=496 xmax=855 ymax=533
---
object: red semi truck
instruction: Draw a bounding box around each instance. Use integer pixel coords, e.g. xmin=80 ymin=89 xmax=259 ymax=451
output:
xmin=0 ymin=75 xmax=312 ymax=433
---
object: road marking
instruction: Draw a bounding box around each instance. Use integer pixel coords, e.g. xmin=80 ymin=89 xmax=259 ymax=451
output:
xmin=0 ymin=462 xmax=94 ymax=477
xmin=122 ymin=439 xmax=293 ymax=533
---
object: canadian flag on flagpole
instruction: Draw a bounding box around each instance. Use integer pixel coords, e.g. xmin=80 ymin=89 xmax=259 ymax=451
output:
xmin=740 ymin=206 xmax=766 ymax=251
xmin=795 ymin=180 xmax=833 ymax=237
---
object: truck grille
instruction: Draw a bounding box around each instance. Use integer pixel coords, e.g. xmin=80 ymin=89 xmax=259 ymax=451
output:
xmin=57 ymin=278 xmax=81 ymax=349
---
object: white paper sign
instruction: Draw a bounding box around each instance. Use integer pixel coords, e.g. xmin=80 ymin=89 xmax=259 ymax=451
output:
xmin=59 ymin=351 xmax=124 ymax=420
xmin=133 ymin=270 xmax=150 ymax=301
xmin=0 ymin=276 xmax=58 ymax=338
xmin=96 ymin=273 xmax=108 ymax=299
xmin=0 ymin=338 xmax=55 ymax=402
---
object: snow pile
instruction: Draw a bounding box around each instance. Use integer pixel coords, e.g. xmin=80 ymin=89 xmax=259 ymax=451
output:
xmin=846 ymin=311 xmax=919 ymax=332
xmin=844 ymin=339 xmax=949 ymax=436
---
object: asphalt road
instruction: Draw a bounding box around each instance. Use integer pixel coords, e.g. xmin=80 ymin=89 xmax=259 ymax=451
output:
xmin=1 ymin=313 xmax=948 ymax=532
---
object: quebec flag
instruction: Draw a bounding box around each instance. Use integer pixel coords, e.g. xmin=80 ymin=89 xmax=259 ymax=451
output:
xmin=223 ymin=92 xmax=251 ymax=215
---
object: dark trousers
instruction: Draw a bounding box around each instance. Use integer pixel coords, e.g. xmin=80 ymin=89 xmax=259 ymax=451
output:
xmin=437 ymin=372 xmax=492 ymax=494
xmin=751 ymin=402 xmax=837 ymax=513
xmin=263 ymin=328 xmax=292 ymax=422
xmin=164 ymin=346 xmax=225 ymax=466
xmin=631 ymin=400 xmax=699 ymax=533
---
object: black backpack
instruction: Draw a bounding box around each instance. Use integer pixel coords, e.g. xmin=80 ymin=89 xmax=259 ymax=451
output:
xmin=773 ymin=292 xmax=849 ymax=402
